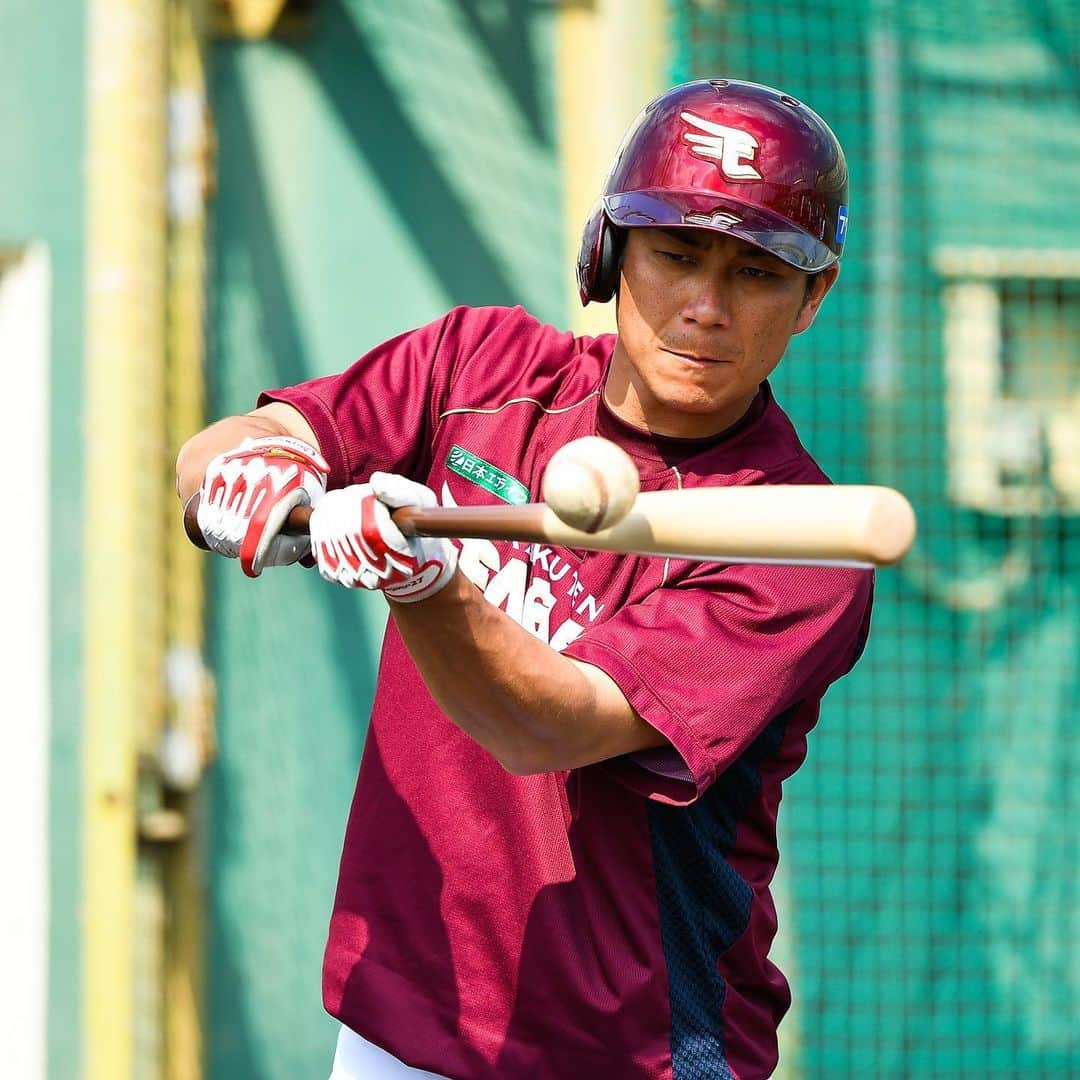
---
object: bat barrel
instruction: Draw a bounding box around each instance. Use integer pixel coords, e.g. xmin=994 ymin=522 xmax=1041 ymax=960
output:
xmin=566 ymin=485 xmax=917 ymax=567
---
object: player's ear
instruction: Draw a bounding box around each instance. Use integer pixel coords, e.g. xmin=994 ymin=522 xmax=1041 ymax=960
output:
xmin=793 ymin=263 xmax=840 ymax=334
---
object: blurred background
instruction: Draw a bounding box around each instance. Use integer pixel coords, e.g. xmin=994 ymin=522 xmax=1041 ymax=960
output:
xmin=2 ymin=0 xmax=1078 ymax=1077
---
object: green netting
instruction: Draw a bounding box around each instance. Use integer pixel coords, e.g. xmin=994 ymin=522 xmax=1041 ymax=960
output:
xmin=670 ymin=2 xmax=1080 ymax=1077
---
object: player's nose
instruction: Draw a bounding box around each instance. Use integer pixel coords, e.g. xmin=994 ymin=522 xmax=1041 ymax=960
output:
xmin=680 ymin=272 xmax=733 ymax=328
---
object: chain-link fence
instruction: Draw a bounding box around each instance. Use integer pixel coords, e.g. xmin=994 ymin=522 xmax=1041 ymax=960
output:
xmin=671 ymin=2 xmax=1080 ymax=1076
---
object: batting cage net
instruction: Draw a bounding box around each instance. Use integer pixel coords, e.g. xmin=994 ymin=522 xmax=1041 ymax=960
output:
xmin=670 ymin=2 xmax=1080 ymax=1076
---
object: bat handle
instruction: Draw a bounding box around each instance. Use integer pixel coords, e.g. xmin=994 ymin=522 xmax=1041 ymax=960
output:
xmin=182 ymin=494 xmax=419 ymax=550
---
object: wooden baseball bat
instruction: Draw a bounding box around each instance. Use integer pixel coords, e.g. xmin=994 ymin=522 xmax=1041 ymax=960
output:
xmin=184 ymin=485 xmax=916 ymax=567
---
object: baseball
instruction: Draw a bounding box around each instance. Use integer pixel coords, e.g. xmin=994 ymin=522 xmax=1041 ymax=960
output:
xmin=541 ymin=436 xmax=640 ymax=533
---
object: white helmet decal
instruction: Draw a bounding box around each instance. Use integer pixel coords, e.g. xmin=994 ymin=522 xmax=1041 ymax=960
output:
xmin=680 ymin=111 xmax=762 ymax=181
xmin=683 ymin=210 xmax=743 ymax=230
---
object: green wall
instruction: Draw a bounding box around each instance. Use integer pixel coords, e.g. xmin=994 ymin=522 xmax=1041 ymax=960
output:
xmin=0 ymin=2 xmax=86 ymax=1077
xmin=207 ymin=2 xmax=564 ymax=1075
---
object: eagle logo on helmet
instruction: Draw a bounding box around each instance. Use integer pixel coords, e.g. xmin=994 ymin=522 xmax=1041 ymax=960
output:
xmin=684 ymin=210 xmax=743 ymax=230
xmin=680 ymin=112 xmax=762 ymax=181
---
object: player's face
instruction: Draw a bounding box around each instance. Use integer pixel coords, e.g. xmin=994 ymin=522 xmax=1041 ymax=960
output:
xmin=607 ymin=228 xmax=839 ymax=438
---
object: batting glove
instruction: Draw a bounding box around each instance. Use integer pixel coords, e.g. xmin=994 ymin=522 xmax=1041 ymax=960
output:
xmin=197 ymin=435 xmax=330 ymax=578
xmin=309 ymin=472 xmax=457 ymax=603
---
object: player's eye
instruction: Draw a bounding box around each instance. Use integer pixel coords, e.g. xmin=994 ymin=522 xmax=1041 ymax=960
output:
xmin=739 ymin=265 xmax=777 ymax=280
xmin=656 ymin=249 xmax=694 ymax=265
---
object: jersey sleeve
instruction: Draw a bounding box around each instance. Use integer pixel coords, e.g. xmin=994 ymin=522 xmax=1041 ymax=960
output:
xmin=563 ymin=562 xmax=873 ymax=805
xmin=257 ymin=306 xmax=510 ymax=489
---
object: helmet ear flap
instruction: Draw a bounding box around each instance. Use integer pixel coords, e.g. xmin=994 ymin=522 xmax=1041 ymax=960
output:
xmin=577 ymin=204 xmax=627 ymax=306
xmin=594 ymin=222 xmax=626 ymax=303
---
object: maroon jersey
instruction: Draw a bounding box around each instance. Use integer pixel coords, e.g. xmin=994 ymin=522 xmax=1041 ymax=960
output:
xmin=260 ymin=306 xmax=873 ymax=1080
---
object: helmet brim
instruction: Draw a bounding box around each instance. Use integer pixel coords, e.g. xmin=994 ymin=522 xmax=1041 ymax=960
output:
xmin=604 ymin=190 xmax=839 ymax=272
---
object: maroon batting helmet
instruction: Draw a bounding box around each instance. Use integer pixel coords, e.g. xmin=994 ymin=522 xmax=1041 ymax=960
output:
xmin=577 ymin=79 xmax=850 ymax=304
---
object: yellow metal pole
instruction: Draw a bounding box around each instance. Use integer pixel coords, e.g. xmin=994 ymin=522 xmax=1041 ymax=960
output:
xmin=163 ymin=1 xmax=216 ymax=1077
xmin=84 ymin=0 xmax=168 ymax=1076
xmin=555 ymin=0 xmax=666 ymax=338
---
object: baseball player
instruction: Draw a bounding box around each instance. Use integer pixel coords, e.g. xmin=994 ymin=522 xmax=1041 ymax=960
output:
xmin=177 ymin=79 xmax=872 ymax=1079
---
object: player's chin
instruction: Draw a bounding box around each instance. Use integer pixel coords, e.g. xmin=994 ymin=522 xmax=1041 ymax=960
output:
xmin=660 ymin=366 xmax=742 ymax=404
xmin=654 ymin=385 xmax=736 ymax=421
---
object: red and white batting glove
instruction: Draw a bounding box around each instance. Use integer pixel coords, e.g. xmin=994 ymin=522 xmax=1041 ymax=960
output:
xmin=309 ymin=472 xmax=457 ymax=603
xmin=196 ymin=435 xmax=330 ymax=578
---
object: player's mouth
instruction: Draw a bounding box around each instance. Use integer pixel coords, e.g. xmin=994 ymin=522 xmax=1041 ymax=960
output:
xmin=661 ymin=348 xmax=730 ymax=367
